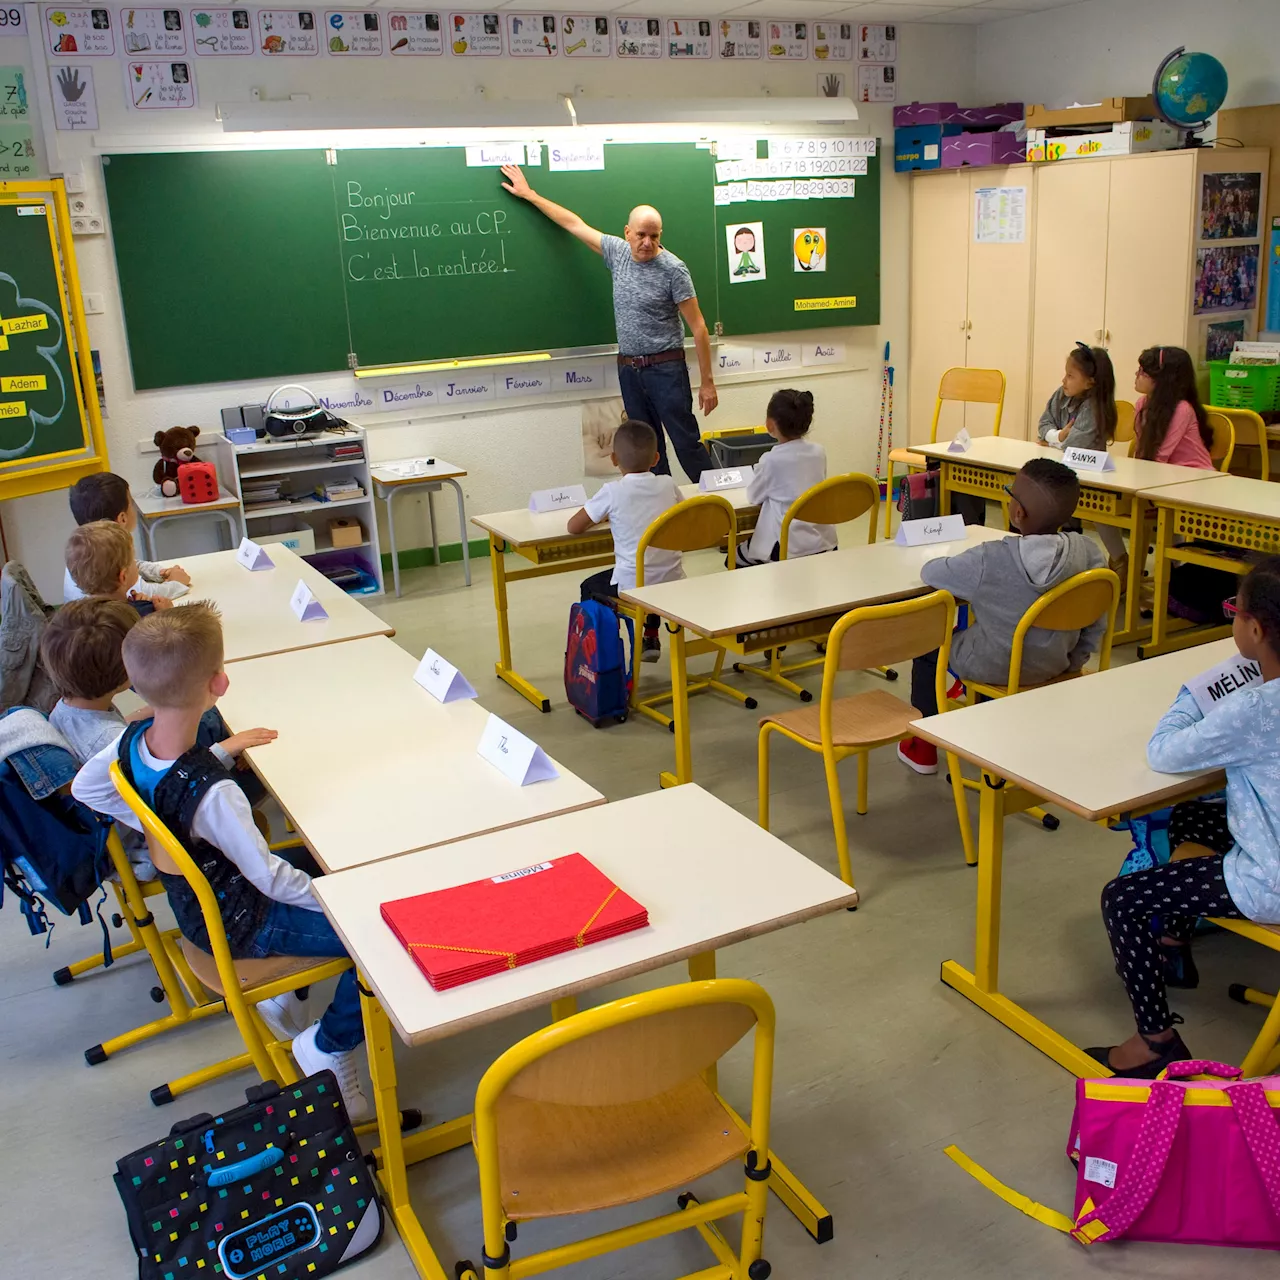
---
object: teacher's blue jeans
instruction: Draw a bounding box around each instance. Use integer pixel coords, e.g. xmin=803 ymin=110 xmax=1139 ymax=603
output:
xmin=618 ymin=358 xmax=713 ymax=482
xmin=246 ymin=902 xmax=364 ymax=1054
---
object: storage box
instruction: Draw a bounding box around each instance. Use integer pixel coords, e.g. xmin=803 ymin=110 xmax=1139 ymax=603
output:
xmin=328 ymin=517 xmax=365 ymax=549
xmin=1026 ymin=120 xmax=1182 ymax=162
xmin=1026 ymin=97 xmax=1156 ymax=129
xmin=1209 ymin=362 xmax=1280 ymax=412
xmin=942 ymin=131 xmax=1025 ymax=168
xmin=950 ymin=103 xmax=1023 ymax=128
xmin=895 ymin=123 xmax=962 ymax=172
xmin=257 ymin=524 xmax=316 ymax=556
xmin=894 ymin=101 xmax=959 ymax=127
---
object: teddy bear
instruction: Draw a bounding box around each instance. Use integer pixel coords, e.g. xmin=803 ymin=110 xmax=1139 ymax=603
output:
xmin=153 ymin=425 xmax=201 ymax=497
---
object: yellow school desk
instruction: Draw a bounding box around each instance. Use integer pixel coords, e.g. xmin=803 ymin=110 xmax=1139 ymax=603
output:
xmin=215 ymin=635 xmax=604 ymax=871
xmin=471 ymin=484 xmax=758 ymax=712
xmin=910 ymin=639 xmax=1235 ymax=1079
xmin=370 ymin=457 xmax=470 ymax=598
xmin=311 ymin=784 xmax=858 ymax=1280
xmin=621 ymin=526 xmax=1008 ymax=789
xmin=1141 ymin=474 xmax=1280 ymax=658
xmin=913 ymin=437 xmax=1226 ymax=646
xmin=163 ymin=544 xmax=393 ymax=662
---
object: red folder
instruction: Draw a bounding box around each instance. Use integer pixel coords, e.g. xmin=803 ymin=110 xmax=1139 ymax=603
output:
xmin=380 ymin=853 xmax=649 ymax=991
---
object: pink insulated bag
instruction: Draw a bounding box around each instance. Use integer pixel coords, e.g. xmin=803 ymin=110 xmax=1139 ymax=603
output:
xmin=947 ymin=1061 xmax=1280 ymax=1250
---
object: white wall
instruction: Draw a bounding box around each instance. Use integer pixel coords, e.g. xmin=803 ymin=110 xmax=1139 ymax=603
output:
xmin=976 ymin=0 xmax=1280 ymax=112
xmin=1 ymin=19 xmax=975 ymax=599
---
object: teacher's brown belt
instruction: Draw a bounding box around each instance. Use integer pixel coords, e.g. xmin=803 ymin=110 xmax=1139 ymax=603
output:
xmin=616 ymin=348 xmax=687 ymax=369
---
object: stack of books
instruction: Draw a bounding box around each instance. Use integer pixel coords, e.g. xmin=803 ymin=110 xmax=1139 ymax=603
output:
xmin=380 ymin=854 xmax=649 ymax=991
xmin=327 ymin=442 xmax=365 ymax=461
xmin=314 ymin=478 xmax=365 ymax=502
xmin=241 ymin=479 xmax=284 ymax=510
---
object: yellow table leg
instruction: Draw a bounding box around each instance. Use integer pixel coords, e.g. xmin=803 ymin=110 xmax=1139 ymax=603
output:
xmin=660 ymin=622 xmax=693 ymax=789
xmin=550 ymin=995 xmax=578 ymax=1021
xmin=488 ymin=533 xmax=551 ymax=713
xmin=360 ymin=984 xmax=451 ymax=1280
xmin=1148 ymin=505 xmax=1173 ymax=654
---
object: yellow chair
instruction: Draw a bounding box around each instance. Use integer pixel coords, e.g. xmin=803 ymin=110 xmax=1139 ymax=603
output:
xmin=458 ymin=979 xmax=776 ymax=1280
xmin=736 ymin=472 xmax=881 ymax=701
xmin=758 ymin=590 xmax=970 ymax=894
xmin=1114 ymin=399 xmax=1137 ymax=457
xmin=625 ymin=494 xmax=758 ymax=731
xmin=1209 ymin=404 xmax=1269 ymax=481
xmin=883 ymin=367 xmax=1006 ymax=538
xmin=1206 ymin=410 xmax=1236 ymax=473
xmin=108 ymin=760 xmax=351 ymax=1093
xmin=956 ymin=567 xmax=1121 ymax=843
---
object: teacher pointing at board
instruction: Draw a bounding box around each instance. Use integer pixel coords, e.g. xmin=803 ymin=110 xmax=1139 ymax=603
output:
xmin=501 ymin=165 xmax=717 ymax=481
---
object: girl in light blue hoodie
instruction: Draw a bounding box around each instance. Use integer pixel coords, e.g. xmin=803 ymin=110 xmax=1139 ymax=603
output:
xmin=1090 ymin=557 xmax=1280 ymax=1077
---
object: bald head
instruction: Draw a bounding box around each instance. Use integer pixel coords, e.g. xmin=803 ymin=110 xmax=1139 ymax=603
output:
xmin=624 ymin=205 xmax=663 ymax=262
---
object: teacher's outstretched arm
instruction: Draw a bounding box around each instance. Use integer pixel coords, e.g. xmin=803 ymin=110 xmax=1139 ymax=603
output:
xmin=501 ymin=165 xmax=603 ymax=255
xmin=678 ymin=296 xmax=718 ymax=416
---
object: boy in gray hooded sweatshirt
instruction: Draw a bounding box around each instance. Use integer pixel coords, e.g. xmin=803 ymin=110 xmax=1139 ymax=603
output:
xmin=898 ymin=457 xmax=1108 ymax=774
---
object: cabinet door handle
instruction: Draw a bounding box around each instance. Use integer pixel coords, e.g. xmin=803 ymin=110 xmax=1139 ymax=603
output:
xmin=1095 ymin=328 xmax=1104 ymax=341
xmin=959 ymin=321 xmax=967 ymax=332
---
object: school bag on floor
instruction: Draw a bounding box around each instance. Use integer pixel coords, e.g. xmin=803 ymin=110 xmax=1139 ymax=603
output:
xmin=564 ymin=599 xmax=634 ymax=728
xmin=114 ymin=1073 xmax=382 ymax=1280
xmin=946 ymin=1060 xmax=1280 ymax=1251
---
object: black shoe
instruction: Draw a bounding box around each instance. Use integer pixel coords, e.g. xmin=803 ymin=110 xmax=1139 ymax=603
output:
xmin=1161 ymin=940 xmax=1200 ymax=989
xmin=641 ymin=635 xmax=661 ymax=664
xmin=1085 ymin=1023 xmax=1191 ymax=1079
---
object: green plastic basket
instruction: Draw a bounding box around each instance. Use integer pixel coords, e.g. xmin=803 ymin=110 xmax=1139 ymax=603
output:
xmin=1208 ymin=361 xmax=1280 ymax=412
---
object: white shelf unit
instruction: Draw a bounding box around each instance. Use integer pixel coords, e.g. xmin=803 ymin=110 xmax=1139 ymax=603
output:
xmin=212 ymin=428 xmax=385 ymax=596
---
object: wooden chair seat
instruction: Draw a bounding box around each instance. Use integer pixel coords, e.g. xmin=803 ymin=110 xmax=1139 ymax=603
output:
xmin=488 ymin=1075 xmax=748 ymax=1220
xmin=180 ymin=937 xmax=327 ymax=997
xmin=888 ymin=447 xmax=926 ymax=468
xmin=759 ymin=688 xmax=916 ymax=747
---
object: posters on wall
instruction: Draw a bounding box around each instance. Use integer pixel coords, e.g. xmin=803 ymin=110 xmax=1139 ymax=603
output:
xmin=560 ymin=14 xmax=609 ymax=57
xmin=614 ymin=16 xmax=660 ymax=58
xmin=1200 ymin=172 xmax=1262 ymax=241
xmin=325 ymin=12 xmax=384 ymax=55
xmin=766 ymin=21 xmax=807 ymax=60
xmin=1195 ymin=243 xmax=1260 ymax=314
xmin=49 ymin=62 xmax=98 ymax=127
xmin=812 ymin=21 xmax=850 ymax=62
xmin=857 ymin=64 xmax=895 ymax=103
xmin=0 ymin=66 xmax=37 ymax=177
xmin=666 ymin=18 xmax=711 ymax=59
xmin=120 ymin=8 xmax=188 ymax=55
xmin=727 ymin=222 xmax=765 ymax=283
xmin=717 ymin=19 xmax=760 ymax=60
xmin=1206 ymin=318 xmax=1248 ymax=362
xmin=1268 ymin=218 xmax=1280 ymax=334
xmin=449 ymin=11 xmax=501 ymax=54
xmin=973 ymin=185 xmax=1027 ymax=244
xmin=44 ymin=6 xmax=117 ymax=55
xmin=793 ymin=227 xmax=826 ymax=272
xmin=856 ymin=23 xmax=895 ymax=63
xmin=256 ymin=9 xmax=319 ymax=54
xmin=506 ymin=13 xmax=557 ymax=57
xmin=387 ymin=11 xmax=442 ymax=54
xmin=191 ymin=9 xmax=255 ymax=54
xmin=125 ymin=56 xmax=196 ymax=107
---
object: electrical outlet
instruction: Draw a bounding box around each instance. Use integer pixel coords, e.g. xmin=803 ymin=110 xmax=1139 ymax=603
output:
xmin=68 ymin=195 xmax=95 ymax=215
xmin=71 ymin=216 xmax=105 ymax=236
xmin=83 ymin=292 xmax=105 ymax=314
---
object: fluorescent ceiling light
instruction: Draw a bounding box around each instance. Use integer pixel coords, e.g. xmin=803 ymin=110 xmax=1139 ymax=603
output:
xmin=570 ymin=98 xmax=859 ymax=127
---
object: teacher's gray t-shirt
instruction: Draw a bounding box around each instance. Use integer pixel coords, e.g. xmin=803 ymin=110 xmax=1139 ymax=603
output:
xmin=601 ymin=234 xmax=696 ymax=356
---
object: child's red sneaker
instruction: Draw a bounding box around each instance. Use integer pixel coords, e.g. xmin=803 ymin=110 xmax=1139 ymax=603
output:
xmin=897 ymin=736 xmax=938 ymax=775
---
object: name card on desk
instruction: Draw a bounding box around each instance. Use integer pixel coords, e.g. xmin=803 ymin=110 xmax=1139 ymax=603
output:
xmin=478 ymin=713 xmax=560 ymax=786
xmin=414 ymin=648 xmax=477 ymax=704
xmin=895 ymin=515 xmax=966 ymax=547
xmin=1187 ymin=652 xmax=1263 ymax=715
xmin=235 ymin=537 xmax=274 ymax=571
xmin=947 ymin=428 xmax=972 ymax=454
xmin=700 ymin=466 xmax=753 ymax=492
xmin=1064 ymin=447 xmax=1116 ymax=473
xmin=289 ymin=580 xmax=328 ymax=622
xmin=529 ymin=485 xmax=587 ymax=514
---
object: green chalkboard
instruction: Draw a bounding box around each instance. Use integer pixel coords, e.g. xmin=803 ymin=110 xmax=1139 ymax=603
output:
xmin=334 ymin=142 xmax=718 ymax=367
xmin=0 ymin=200 xmax=86 ymax=460
xmin=102 ymin=151 xmax=351 ymax=391
xmin=715 ymin=152 xmax=880 ymax=334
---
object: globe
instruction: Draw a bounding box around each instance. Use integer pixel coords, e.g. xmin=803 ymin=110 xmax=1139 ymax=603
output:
xmin=1154 ymin=48 xmax=1228 ymax=129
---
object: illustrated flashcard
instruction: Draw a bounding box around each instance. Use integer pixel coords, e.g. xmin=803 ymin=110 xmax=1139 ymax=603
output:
xmin=857 ymin=64 xmax=895 ymax=103
xmin=666 ymin=18 xmax=711 ymax=59
xmin=120 ymin=8 xmax=187 ymax=55
xmin=766 ymin=21 xmax=807 ymax=60
xmin=857 ymin=22 xmax=896 ymax=63
xmin=717 ymin=18 xmax=761 ymax=59
xmin=449 ymin=12 xmax=501 ymax=55
xmin=614 ymin=16 xmax=660 ymax=58
xmin=560 ymin=14 xmax=609 ymax=58
xmin=125 ymin=58 xmax=195 ymax=109
xmin=0 ymin=125 xmax=37 ymax=178
xmin=506 ymin=13 xmax=556 ymax=56
xmin=727 ymin=222 xmax=766 ymax=284
xmin=190 ymin=9 xmax=254 ymax=56
xmin=324 ymin=11 xmax=383 ymax=54
xmin=818 ymin=70 xmax=847 ymax=98
xmin=256 ymin=10 xmax=319 ymax=55
xmin=0 ymin=66 xmax=30 ymax=122
xmin=45 ymin=7 xmax=116 ymax=56
xmin=812 ymin=21 xmax=850 ymax=62
xmin=386 ymin=11 xmax=442 ymax=54
xmin=793 ymin=227 xmax=827 ymax=273
xmin=49 ymin=64 xmax=98 ymax=128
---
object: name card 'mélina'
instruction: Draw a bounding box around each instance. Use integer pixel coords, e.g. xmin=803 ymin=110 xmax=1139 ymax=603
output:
xmin=235 ymin=537 xmax=274 ymax=571
xmin=894 ymin=514 xmax=967 ymax=547
xmin=477 ymin=713 xmax=560 ymax=786
xmin=530 ymin=485 xmax=587 ymax=514
xmin=1186 ymin=652 xmax=1263 ymax=716
xmin=413 ymin=647 xmax=478 ymax=704
xmin=699 ymin=465 xmax=754 ymax=492
xmin=1063 ymin=447 xmax=1116 ymax=473
xmin=289 ymin=580 xmax=328 ymax=622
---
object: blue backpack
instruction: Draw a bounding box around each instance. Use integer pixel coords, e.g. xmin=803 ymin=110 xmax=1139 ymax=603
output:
xmin=564 ymin=600 xmax=634 ymax=728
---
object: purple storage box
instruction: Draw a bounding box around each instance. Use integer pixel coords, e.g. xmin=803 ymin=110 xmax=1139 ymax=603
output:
xmin=941 ymin=131 xmax=1026 ymax=168
xmin=949 ymin=103 xmax=1024 ymax=128
xmin=893 ymin=101 xmax=959 ymax=127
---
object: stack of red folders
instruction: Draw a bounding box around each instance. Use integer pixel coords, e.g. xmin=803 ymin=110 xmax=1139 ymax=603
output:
xmin=380 ymin=853 xmax=649 ymax=991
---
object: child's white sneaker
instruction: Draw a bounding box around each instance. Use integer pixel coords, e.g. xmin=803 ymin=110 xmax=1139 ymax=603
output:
xmin=291 ymin=1022 xmax=370 ymax=1124
xmin=255 ymin=991 xmax=311 ymax=1044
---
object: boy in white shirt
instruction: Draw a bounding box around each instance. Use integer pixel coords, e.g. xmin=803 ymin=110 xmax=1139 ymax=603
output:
xmin=737 ymin=389 xmax=836 ymax=566
xmin=63 ymin=472 xmax=190 ymax=604
xmin=567 ymin=419 xmax=684 ymax=663
xmin=71 ymin=603 xmax=370 ymax=1120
